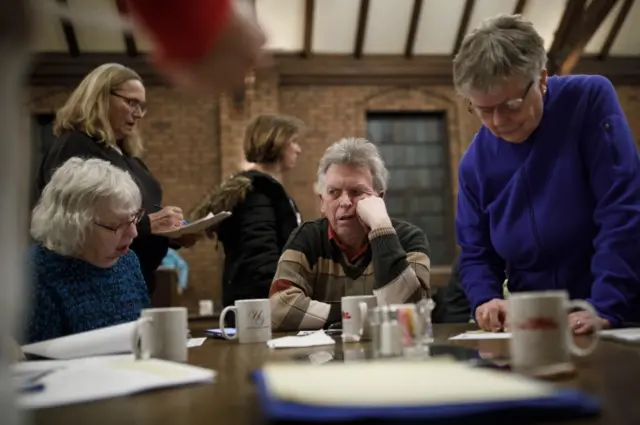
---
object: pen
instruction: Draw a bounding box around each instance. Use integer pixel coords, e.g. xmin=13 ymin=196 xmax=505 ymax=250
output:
xmin=19 ymin=383 xmax=45 ymax=394
xmin=153 ymin=204 xmax=188 ymax=224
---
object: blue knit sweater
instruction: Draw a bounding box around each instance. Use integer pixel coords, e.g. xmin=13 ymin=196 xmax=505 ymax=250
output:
xmin=26 ymin=244 xmax=150 ymax=344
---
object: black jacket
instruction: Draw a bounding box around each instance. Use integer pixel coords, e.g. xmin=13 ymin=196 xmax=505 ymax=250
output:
xmin=191 ymin=170 xmax=301 ymax=308
xmin=34 ymin=131 xmax=170 ymax=295
xmin=433 ymin=255 xmax=472 ymax=323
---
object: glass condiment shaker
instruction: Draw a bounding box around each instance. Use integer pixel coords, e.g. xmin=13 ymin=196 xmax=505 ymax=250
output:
xmin=378 ymin=307 xmax=402 ymax=358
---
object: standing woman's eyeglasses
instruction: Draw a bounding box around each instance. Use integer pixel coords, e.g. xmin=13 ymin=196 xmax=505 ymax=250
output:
xmin=110 ymin=91 xmax=147 ymax=116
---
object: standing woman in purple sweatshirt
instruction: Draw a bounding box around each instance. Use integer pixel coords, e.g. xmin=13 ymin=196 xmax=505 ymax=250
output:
xmin=453 ymin=14 xmax=640 ymax=335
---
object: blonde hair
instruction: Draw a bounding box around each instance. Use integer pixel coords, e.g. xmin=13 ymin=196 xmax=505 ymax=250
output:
xmin=243 ymin=114 xmax=304 ymax=164
xmin=53 ymin=63 xmax=145 ymax=157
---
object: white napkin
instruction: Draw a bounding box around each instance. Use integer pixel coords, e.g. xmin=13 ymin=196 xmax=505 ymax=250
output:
xmin=267 ymin=330 xmax=336 ymax=349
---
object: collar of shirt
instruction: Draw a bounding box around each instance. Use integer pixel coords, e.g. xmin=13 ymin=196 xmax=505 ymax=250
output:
xmin=328 ymin=223 xmax=369 ymax=263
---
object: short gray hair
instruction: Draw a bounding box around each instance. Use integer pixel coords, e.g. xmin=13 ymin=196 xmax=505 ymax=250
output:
xmin=31 ymin=157 xmax=141 ymax=256
xmin=453 ymin=14 xmax=547 ymax=95
xmin=316 ymin=137 xmax=389 ymax=193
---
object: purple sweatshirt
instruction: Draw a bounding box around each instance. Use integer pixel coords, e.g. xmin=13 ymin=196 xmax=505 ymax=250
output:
xmin=456 ymin=74 xmax=640 ymax=327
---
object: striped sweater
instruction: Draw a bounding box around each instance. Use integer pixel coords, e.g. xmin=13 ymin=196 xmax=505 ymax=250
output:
xmin=269 ymin=218 xmax=431 ymax=331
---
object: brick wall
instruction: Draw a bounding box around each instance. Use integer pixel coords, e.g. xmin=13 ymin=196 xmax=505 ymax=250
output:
xmin=28 ymin=81 xmax=640 ymax=313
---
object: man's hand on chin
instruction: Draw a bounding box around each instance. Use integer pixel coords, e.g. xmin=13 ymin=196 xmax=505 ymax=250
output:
xmin=356 ymin=196 xmax=392 ymax=231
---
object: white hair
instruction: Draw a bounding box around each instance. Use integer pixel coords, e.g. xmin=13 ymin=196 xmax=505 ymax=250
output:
xmin=31 ymin=157 xmax=142 ymax=256
xmin=316 ymin=137 xmax=389 ymax=193
xmin=453 ymin=14 xmax=547 ymax=96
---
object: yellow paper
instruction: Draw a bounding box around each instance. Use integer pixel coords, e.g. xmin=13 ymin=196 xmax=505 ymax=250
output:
xmin=262 ymin=361 xmax=552 ymax=407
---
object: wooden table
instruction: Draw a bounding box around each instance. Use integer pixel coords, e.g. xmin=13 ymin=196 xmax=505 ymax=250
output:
xmin=32 ymin=324 xmax=640 ymax=424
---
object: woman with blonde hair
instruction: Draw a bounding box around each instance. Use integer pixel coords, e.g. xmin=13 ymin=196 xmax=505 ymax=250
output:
xmin=35 ymin=63 xmax=196 ymax=295
xmin=191 ymin=114 xmax=303 ymax=310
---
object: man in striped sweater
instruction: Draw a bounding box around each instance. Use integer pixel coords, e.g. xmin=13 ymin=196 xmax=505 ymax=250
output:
xmin=269 ymin=138 xmax=431 ymax=331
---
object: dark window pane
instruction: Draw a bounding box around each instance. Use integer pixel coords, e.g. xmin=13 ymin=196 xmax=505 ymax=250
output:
xmin=379 ymin=145 xmax=394 ymax=166
xmin=366 ymin=112 xmax=454 ymax=265
xmin=410 ymin=196 xmax=443 ymax=215
xmin=425 ymin=144 xmax=444 ymax=166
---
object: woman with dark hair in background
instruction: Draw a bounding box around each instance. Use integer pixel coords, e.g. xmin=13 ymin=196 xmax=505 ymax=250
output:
xmin=191 ymin=114 xmax=304 ymax=309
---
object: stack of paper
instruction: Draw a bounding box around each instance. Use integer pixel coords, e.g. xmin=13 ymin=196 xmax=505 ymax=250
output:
xmin=21 ymin=322 xmax=205 ymax=359
xmin=253 ymin=360 xmax=600 ymax=422
xmin=267 ymin=330 xmax=335 ymax=349
xmin=14 ymin=355 xmax=215 ymax=409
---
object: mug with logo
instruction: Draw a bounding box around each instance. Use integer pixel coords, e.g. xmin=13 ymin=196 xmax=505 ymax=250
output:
xmin=218 ymin=299 xmax=271 ymax=344
xmin=341 ymin=295 xmax=377 ymax=342
xmin=132 ymin=307 xmax=189 ymax=362
xmin=508 ymin=290 xmax=600 ymax=376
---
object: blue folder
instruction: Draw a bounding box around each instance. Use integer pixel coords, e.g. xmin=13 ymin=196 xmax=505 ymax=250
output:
xmin=204 ymin=328 xmax=236 ymax=339
xmin=252 ymin=370 xmax=600 ymax=424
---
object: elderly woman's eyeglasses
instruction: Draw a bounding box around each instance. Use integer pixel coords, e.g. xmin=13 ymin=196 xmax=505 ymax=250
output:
xmin=94 ymin=208 xmax=145 ymax=233
xmin=467 ymin=80 xmax=534 ymax=117
xmin=111 ymin=91 xmax=147 ymax=116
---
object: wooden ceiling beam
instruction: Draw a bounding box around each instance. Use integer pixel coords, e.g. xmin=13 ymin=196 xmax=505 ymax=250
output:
xmin=56 ymin=0 xmax=80 ymax=57
xmin=558 ymin=0 xmax=620 ymax=75
xmin=29 ymin=53 xmax=640 ymax=87
xmin=513 ymin=0 xmax=528 ymax=15
xmin=302 ymin=0 xmax=315 ymax=58
xmin=548 ymin=0 xmax=585 ymax=64
xmin=405 ymin=0 xmax=424 ymax=58
xmin=600 ymin=0 xmax=634 ymax=60
xmin=354 ymin=0 xmax=370 ymax=59
xmin=548 ymin=0 xmax=620 ymax=75
xmin=115 ymin=0 xmax=138 ymax=57
xmin=453 ymin=0 xmax=476 ymax=56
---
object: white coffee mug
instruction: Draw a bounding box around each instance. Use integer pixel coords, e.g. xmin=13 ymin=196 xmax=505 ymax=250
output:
xmin=219 ymin=299 xmax=271 ymax=343
xmin=342 ymin=295 xmax=377 ymax=342
xmin=132 ymin=307 xmax=188 ymax=362
xmin=508 ymin=290 xmax=600 ymax=375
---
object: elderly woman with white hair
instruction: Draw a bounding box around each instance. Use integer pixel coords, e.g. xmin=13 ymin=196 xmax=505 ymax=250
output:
xmin=26 ymin=157 xmax=149 ymax=343
xmin=269 ymin=137 xmax=431 ymax=331
xmin=454 ymin=14 xmax=640 ymax=335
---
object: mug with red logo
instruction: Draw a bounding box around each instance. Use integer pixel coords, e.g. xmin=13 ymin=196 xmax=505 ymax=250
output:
xmin=341 ymin=295 xmax=377 ymax=342
xmin=508 ymin=290 xmax=600 ymax=376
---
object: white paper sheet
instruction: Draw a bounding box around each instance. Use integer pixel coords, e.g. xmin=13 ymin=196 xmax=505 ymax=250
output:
xmin=22 ymin=322 xmax=137 ymax=359
xmin=267 ymin=330 xmax=335 ymax=349
xmin=22 ymin=323 xmax=206 ymax=359
xmin=187 ymin=338 xmax=206 ymax=348
xmin=600 ymin=328 xmax=640 ymax=342
xmin=16 ymin=356 xmax=215 ymax=409
xmin=448 ymin=331 xmax=512 ymax=341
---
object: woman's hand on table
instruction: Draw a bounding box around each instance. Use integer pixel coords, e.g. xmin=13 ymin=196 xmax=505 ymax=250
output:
xmin=475 ymin=299 xmax=508 ymax=332
xmin=569 ymin=310 xmax=610 ymax=335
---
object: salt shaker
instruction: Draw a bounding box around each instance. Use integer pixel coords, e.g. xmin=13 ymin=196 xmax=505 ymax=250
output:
xmin=379 ymin=307 xmax=402 ymax=358
xmin=368 ymin=307 xmax=383 ymax=358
